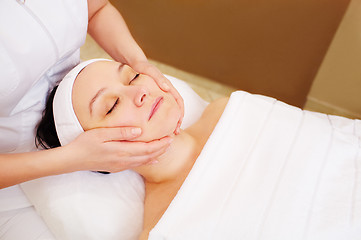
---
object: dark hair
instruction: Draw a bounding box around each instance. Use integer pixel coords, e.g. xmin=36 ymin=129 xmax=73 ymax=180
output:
xmin=36 ymin=86 xmax=61 ymax=149
xmin=35 ymin=86 xmax=110 ymax=174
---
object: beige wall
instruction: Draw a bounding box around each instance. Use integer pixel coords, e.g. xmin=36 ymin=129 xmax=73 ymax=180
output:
xmin=110 ymin=0 xmax=349 ymax=107
xmin=305 ymin=0 xmax=361 ymax=119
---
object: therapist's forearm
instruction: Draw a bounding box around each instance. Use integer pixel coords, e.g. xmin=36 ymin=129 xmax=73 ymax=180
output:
xmin=0 ymin=148 xmax=77 ymax=189
xmin=87 ymin=1 xmax=147 ymax=65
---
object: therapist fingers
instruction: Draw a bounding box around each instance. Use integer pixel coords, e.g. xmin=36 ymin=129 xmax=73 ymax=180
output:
xmin=109 ymin=138 xmax=172 ymax=168
xmin=161 ymin=78 xmax=184 ymax=135
xmin=69 ymin=128 xmax=172 ymax=172
xmin=93 ymin=137 xmax=172 ymax=172
xmin=131 ymin=61 xmax=185 ymax=134
xmin=154 ymin=74 xmax=184 ymax=135
xmin=94 ymin=126 xmax=143 ymax=141
xmin=146 ymin=66 xmax=185 ymax=119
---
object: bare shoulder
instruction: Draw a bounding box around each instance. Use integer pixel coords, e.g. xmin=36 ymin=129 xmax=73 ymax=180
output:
xmin=201 ymin=97 xmax=229 ymax=121
xmin=186 ymin=97 xmax=229 ymax=144
xmin=207 ymin=96 xmax=229 ymax=110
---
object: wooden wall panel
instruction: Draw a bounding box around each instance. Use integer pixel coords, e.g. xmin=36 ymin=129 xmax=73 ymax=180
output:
xmin=110 ymin=0 xmax=350 ymax=107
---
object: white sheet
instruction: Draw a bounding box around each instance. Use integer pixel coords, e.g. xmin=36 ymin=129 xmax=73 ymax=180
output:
xmin=149 ymin=91 xmax=361 ymax=239
xmin=0 ymin=206 xmax=55 ymax=240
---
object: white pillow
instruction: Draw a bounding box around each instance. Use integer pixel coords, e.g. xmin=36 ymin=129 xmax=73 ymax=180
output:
xmin=22 ymin=171 xmax=145 ymax=240
xmin=21 ymin=75 xmax=209 ymax=240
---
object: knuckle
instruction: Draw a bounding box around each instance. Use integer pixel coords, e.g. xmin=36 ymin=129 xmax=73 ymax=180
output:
xmin=93 ymin=128 xmax=105 ymax=140
xmin=115 ymin=150 xmax=128 ymax=159
xmin=119 ymin=128 xmax=129 ymax=138
xmin=144 ymin=156 xmax=154 ymax=163
xmin=145 ymin=147 xmax=153 ymax=155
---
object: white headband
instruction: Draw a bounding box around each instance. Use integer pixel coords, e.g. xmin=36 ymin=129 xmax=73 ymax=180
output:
xmin=53 ymin=58 xmax=111 ymax=146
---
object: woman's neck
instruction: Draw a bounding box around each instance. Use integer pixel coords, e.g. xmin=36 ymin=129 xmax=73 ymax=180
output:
xmin=138 ymin=130 xmax=201 ymax=240
xmin=134 ymin=97 xmax=230 ymax=184
xmin=134 ymin=129 xmax=201 ymax=184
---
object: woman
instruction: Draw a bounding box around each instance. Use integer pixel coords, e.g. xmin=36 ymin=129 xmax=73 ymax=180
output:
xmin=36 ymin=58 xmax=227 ymax=239
xmin=0 ymin=0 xmax=183 ymax=238
xmin=38 ymin=59 xmax=361 ymax=239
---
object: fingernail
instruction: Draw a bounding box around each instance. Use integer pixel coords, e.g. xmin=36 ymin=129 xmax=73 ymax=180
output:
xmin=162 ymin=82 xmax=170 ymax=91
xmin=131 ymin=128 xmax=141 ymax=135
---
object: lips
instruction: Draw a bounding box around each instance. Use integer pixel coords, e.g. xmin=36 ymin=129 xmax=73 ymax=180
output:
xmin=149 ymin=97 xmax=163 ymax=120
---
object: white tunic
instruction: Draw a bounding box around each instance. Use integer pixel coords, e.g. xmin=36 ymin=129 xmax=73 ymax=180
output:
xmin=0 ymin=0 xmax=88 ymax=210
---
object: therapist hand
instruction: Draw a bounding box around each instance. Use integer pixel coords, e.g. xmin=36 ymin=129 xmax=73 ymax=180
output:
xmin=67 ymin=127 xmax=173 ymax=173
xmin=131 ymin=60 xmax=184 ymax=134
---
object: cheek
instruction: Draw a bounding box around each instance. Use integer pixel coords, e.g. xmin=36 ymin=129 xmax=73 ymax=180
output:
xmin=139 ymin=100 xmax=181 ymax=142
xmin=98 ymin=108 xmax=146 ymax=130
xmin=110 ymin=110 xmax=144 ymax=127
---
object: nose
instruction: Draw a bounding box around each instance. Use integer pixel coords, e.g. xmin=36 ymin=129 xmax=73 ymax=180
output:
xmin=133 ymin=86 xmax=148 ymax=107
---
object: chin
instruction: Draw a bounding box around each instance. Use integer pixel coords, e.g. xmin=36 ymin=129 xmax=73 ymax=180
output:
xmin=141 ymin=124 xmax=177 ymax=142
xmin=139 ymin=101 xmax=181 ymax=142
xmin=141 ymin=116 xmax=179 ymax=142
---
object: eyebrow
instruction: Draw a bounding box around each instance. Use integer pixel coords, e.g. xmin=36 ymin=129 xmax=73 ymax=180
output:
xmin=88 ymin=63 xmax=125 ymax=115
xmin=89 ymin=87 xmax=106 ymax=116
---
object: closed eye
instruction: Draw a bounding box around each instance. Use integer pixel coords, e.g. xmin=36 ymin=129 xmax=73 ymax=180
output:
xmin=106 ymin=98 xmax=119 ymax=115
xmin=129 ymin=73 xmax=140 ymax=84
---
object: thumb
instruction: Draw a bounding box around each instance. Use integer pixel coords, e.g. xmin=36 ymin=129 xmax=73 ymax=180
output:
xmin=94 ymin=127 xmax=142 ymax=142
xmin=152 ymin=72 xmax=171 ymax=92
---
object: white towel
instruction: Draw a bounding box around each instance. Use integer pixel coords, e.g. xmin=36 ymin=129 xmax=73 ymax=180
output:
xmin=149 ymin=91 xmax=361 ymax=240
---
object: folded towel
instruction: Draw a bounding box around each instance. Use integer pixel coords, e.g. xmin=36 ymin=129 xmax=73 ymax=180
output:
xmin=149 ymin=91 xmax=361 ymax=240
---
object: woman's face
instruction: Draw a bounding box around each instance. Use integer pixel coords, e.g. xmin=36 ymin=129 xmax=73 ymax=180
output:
xmin=72 ymin=60 xmax=181 ymax=142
